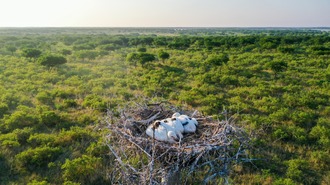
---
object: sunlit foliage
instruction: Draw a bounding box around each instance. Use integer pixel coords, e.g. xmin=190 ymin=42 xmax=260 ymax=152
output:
xmin=0 ymin=28 xmax=329 ymax=184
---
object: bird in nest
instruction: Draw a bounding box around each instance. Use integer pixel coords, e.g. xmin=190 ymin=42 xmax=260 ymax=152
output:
xmin=172 ymin=112 xmax=198 ymax=133
xmin=146 ymin=120 xmax=179 ymax=143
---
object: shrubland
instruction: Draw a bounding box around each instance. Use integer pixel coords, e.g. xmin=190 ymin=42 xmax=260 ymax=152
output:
xmin=0 ymin=28 xmax=329 ymax=184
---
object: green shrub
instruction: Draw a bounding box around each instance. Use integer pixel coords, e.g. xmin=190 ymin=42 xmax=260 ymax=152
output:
xmin=310 ymin=117 xmax=330 ymax=147
xmin=0 ymin=102 xmax=9 ymax=118
xmin=39 ymin=111 xmax=62 ymax=128
xmin=61 ymin=155 xmax=101 ymax=183
xmin=4 ymin=107 xmax=39 ymax=130
xmin=15 ymin=146 xmax=62 ymax=170
xmin=205 ymin=53 xmax=229 ymax=66
xmin=82 ymin=95 xmax=107 ymax=111
xmin=27 ymin=133 xmax=56 ymax=147
xmin=13 ymin=127 xmax=33 ymax=145
xmin=37 ymin=54 xmax=67 ymax=67
xmin=0 ymin=132 xmax=20 ymax=148
xmin=285 ymin=159 xmax=309 ymax=183
xmin=137 ymin=47 xmax=147 ymax=52
xmin=273 ymin=178 xmax=296 ymax=185
xmin=54 ymin=127 xmax=95 ymax=147
xmin=21 ymin=48 xmax=42 ymax=59
xmin=36 ymin=91 xmax=53 ymax=105
xmin=27 ymin=180 xmax=50 ymax=185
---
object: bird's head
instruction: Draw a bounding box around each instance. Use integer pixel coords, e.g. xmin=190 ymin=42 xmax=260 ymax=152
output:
xmin=191 ymin=117 xmax=198 ymax=126
xmin=152 ymin=120 xmax=161 ymax=130
xmin=172 ymin=112 xmax=180 ymax=118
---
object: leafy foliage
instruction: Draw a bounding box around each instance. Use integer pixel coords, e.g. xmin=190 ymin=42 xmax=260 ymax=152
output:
xmin=37 ymin=54 xmax=67 ymax=67
xmin=61 ymin=155 xmax=102 ymax=183
xmin=15 ymin=146 xmax=62 ymax=170
xmin=0 ymin=28 xmax=329 ymax=184
xmin=21 ymin=48 xmax=42 ymax=59
xmin=158 ymin=50 xmax=170 ymax=61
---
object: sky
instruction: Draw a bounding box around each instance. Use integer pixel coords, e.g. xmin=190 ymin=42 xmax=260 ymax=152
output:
xmin=0 ymin=0 xmax=329 ymax=27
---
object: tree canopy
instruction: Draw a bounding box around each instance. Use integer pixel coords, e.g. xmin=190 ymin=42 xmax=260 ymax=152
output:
xmin=158 ymin=50 xmax=170 ymax=62
xmin=21 ymin=48 xmax=42 ymax=59
xmin=126 ymin=52 xmax=156 ymax=66
xmin=37 ymin=54 xmax=67 ymax=67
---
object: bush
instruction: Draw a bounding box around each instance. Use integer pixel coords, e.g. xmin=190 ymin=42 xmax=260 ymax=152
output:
xmin=137 ymin=53 xmax=156 ymax=66
xmin=273 ymin=178 xmax=296 ymax=185
xmin=278 ymin=46 xmax=295 ymax=54
xmin=75 ymin=50 xmax=99 ymax=60
xmin=4 ymin=107 xmax=39 ymax=131
xmin=60 ymin=49 xmax=72 ymax=55
xmin=158 ymin=50 xmax=170 ymax=61
xmin=268 ymin=60 xmax=288 ymax=77
xmin=137 ymin=47 xmax=147 ymax=52
xmin=39 ymin=111 xmax=62 ymax=128
xmin=0 ymin=132 xmax=20 ymax=148
xmin=285 ymin=159 xmax=309 ymax=183
xmin=82 ymin=95 xmax=107 ymax=111
xmin=27 ymin=180 xmax=50 ymax=185
xmin=205 ymin=54 xmax=229 ymax=66
xmin=13 ymin=127 xmax=33 ymax=145
xmin=54 ymin=127 xmax=95 ymax=147
xmin=36 ymin=91 xmax=53 ymax=105
xmin=61 ymin=155 xmax=101 ymax=183
xmin=27 ymin=133 xmax=56 ymax=147
xmin=0 ymin=102 xmax=9 ymax=118
xmin=63 ymin=99 xmax=78 ymax=108
xmin=21 ymin=48 xmax=42 ymax=59
xmin=15 ymin=146 xmax=62 ymax=170
xmin=310 ymin=117 xmax=330 ymax=147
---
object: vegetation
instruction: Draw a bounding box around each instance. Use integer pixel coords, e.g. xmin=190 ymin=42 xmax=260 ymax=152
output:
xmin=37 ymin=54 xmax=67 ymax=67
xmin=0 ymin=27 xmax=329 ymax=184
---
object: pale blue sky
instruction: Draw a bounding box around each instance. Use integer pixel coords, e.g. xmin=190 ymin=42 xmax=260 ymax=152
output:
xmin=0 ymin=0 xmax=329 ymax=27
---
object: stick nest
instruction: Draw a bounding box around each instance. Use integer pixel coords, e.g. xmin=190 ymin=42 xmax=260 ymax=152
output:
xmin=105 ymin=102 xmax=250 ymax=184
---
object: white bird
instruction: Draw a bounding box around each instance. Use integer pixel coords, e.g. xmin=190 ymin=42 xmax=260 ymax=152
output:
xmin=146 ymin=120 xmax=179 ymax=143
xmin=163 ymin=118 xmax=184 ymax=139
xmin=172 ymin=112 xmax=189 ymax=124
xmin=184 ymin=117 xmax=198 ymax=133
xmin=172 ymin=112 xmax=198 ymax=133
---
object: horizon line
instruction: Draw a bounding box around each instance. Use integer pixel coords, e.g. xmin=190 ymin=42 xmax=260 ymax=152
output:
xmin=1 ymin=26 xmax=330 ymax=29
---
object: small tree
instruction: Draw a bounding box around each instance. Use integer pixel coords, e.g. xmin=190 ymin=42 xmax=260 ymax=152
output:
xmin=75 ymin=50 xmax=98 ymax=61
xmin=138 ymin=53 xmax=155 ymax=67
xmin=158 ymin=50 xmax=170 ymax=62
xmin=21 ymin=48 xmax=42 ymax=60
xmin=6 ymin=46 xmax=17 ymax=55
xmin=137 ymin=47 xmax=147 ymax=52
xmin=61 ymin=49 xmax=72 ymax=55
xmin=126 ymin=52 xmax=156 ymax=67
xmin=37 ymin=54 xmax=67 ymax=67
xmin=205 ymin=54 xmax=229 ymax=66
xmin=126 ymin=52 xmax=139 ymax=67
xmin=269 ymin=60 xmax=288 ymax=78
